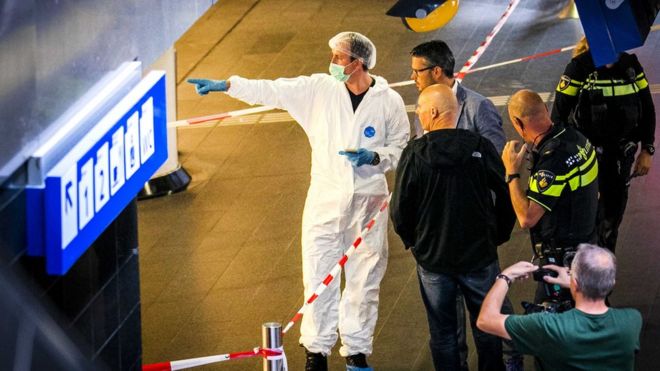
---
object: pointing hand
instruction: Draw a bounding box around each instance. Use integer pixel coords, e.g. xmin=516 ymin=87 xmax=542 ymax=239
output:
xmin=187 ymin=78 xmax=228 ymax=95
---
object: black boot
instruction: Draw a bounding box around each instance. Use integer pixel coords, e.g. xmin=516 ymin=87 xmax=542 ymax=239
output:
xmin=346 ymin=353 xmax=370 ymax=369
xmin=305 ymin=348 xmax=327 ymax=371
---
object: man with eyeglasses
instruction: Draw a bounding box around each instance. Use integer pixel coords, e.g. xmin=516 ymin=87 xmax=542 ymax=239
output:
xmin=410 ymin=40 xmax=505 ymax=152
xmin=409 ymin=40 xmax=519 ymax=371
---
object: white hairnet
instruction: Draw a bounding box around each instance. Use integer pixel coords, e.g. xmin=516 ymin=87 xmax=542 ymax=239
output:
xmin=328 ymin=32 xmax=377 ymax=70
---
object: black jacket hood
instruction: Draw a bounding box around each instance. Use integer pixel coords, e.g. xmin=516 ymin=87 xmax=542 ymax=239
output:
xmin=413 ymin=129 xmax=483 ymax=169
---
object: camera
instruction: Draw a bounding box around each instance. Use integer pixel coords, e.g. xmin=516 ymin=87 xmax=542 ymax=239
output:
xmin=523 ymin=242 xmax=576 ymax=314
xmin=532 ymin=268 xmax=558 ymax=282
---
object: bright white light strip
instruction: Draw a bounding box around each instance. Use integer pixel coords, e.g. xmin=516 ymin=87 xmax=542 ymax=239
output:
xmin=33 ymin=62 xmax=141 ymax=158
xmin=48 ymin=71 xmax=164 ymax=176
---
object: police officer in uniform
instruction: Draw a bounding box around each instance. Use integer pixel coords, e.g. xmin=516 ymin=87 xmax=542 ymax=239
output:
xmin=551 ymin=37 xmax=655 ymax=253
xmin=503 ymin=89 xmax=599 ymax=304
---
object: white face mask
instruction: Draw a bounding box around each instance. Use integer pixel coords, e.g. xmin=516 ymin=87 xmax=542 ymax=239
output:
xmin=329 ymin=62 xmax=353 ymax=82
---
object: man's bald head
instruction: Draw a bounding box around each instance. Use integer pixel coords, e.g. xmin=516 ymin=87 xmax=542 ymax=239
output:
xmin=507 ymin=89 xmax=553 ymax=142
xmin=508 ymin=89 xmax=547 ymax=120
xmin=417 ymin=84 xmax=458 ymax=132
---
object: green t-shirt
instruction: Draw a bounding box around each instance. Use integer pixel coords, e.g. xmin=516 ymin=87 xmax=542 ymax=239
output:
xmin=505 ymin=308 xmax=641 ymax=371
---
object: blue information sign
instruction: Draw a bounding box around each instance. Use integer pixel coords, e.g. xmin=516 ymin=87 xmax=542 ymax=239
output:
xmin=27 ymin=71 xmax=167 ymax=275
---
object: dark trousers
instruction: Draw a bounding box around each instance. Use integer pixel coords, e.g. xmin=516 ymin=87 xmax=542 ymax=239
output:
xmin=596 ymin=147 xmax=635 ymax=253
xmin=417 ymin=261 xmax=505 ymax=371
xmin=456 ymin=294 xmax=521 ymax=371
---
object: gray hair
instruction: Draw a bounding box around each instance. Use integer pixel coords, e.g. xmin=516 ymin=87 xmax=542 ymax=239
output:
xmin=571 ymin=244 xmax=617 ymax=300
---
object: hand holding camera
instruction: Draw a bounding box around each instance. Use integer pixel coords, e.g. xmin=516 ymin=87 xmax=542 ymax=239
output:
xmin=533 ymin=268 xmax=558 ymax=281
xmin=500 ymin=262 xmax=571 ymax=288
xmin=539 ymin=264 xmax=570 ymax=288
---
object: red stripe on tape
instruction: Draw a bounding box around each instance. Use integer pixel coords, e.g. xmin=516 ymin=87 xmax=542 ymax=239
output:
xmin=291 ymin=312 xmax=303 ymax=323
xmin=380 ymin=201 xmax=389 ymax=212
xmin=339 ymin=255 xmax=348 ymax=267
xmin=188 ymin=113 xmax=231 ymax=125
xmin=229 ymin=350 xmax=258 ymax=360
xmin=366 ymin=219 xmax=375 ymax=230
xmin=521 ymin=48 xmax=562 ymax=61
xmin=261 ymin=349 xmax=283 ymax=357
xmin=353 ymin=237 xmax=362 ymax=247
xmin=142 ymin=362 xmax=172 ymax=371
xmin=322 ymin=274 xmax=333 ymax=286
xmin=307 ymin=294 xmax=318 ymax=304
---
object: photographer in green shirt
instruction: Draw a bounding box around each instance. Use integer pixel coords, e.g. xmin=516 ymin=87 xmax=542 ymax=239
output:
xmin=477 ymin=244 xmax=641 ymax=370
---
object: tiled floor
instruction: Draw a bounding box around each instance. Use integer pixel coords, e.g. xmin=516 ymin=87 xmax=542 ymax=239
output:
xmin=138 ymin=1 xmax=660 ymax=369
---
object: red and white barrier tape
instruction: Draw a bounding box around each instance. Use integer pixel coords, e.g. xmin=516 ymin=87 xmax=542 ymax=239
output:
xmin=174 ymin=0 xmax=520 ymax=126
xmin=142 ymin=346 xmax=286 ymax=371
xmin=282 ymin=194 xmax=392 ymax=334
xmin=467 ymin=45 xmax=575 ymax=73
xmin=456 ymin=0 xmax=520 ymax=82
xmin=141 ymin=196 xmax=391 ymax=369
xmin=169 ymin=105 xmax=277 ymax=128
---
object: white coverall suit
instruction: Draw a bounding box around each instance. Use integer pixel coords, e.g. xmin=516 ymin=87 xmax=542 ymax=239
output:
xmin=228 ymin=73 xmax=410 ymax=356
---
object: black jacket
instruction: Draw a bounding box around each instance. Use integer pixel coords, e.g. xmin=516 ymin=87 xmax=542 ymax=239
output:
xmin=551 ymin=51 xmax=655 ymax=148
xmin=390 ymin=129 xmax=515 ymax=274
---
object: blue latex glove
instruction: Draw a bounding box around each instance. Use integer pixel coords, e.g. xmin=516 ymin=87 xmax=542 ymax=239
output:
xmin=339 ymin=148 xmax=375 ymax=167
xmin=187 ymin=78 xmax=228 ymax=95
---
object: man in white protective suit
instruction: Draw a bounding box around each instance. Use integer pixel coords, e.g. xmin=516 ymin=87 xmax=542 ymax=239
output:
xmin=188 ymin=31 xmax=410 ymax=371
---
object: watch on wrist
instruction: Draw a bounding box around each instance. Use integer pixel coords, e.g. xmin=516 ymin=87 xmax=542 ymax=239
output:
xmin=371 ymin=152 xmax=381 ymax=165
xmin=643 ymin=144 xmax=655 ymax=155
xmin=505 ymin=173 xmax=520 ymax=184
xmin=497 ymin=274 xmax=512 ymax=287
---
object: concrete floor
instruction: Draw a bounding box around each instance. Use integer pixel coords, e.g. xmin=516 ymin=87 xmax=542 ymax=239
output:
xmin=137 ymin=0 xmax=660 ymax=369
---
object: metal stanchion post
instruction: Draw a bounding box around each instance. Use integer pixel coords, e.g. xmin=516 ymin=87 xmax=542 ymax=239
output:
xmin=262 ymin=322 xmax=282 ymax=371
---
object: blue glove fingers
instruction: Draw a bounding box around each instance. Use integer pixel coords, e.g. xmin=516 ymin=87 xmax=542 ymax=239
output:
xmin=186 ymin=78 xmax=227 ymax=95
xmin=187 ymin=78 xmax=210 ymax=96
xmin=197 ymin=85 xmax=211 ymax=95
xmin=339 ymin=151 xmax=358 ymax=159
xmin=340 ymin=149 xmax=374 ymax=166
xmin=187 ymin=78 xmax=209 ymax=85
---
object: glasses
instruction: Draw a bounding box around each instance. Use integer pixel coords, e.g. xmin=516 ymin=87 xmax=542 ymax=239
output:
xmin=411 ymin=65 xmax=437 ymax=77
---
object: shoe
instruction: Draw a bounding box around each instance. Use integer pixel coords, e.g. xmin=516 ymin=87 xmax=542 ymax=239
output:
xmin=505 ymin=357 xmax=524 ymax=371
xmin=304 ymin=348 xmax=327 ymax=371
xmin=346 ymin=366 xmax=374 ymax=371
xmin=346 ymin=353 xmax=373 ymax=371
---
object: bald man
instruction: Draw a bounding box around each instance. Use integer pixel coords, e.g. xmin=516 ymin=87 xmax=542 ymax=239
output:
xmin=391 ymin=84 xmax=515 ymax=371
xmin=502 ymin=89 xmax=599 ymax=304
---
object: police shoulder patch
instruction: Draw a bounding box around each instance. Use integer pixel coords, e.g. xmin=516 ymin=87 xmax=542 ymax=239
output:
xmin=535 ymin=170 xmax=556 ymax=193
xmin=558 ymin=75 xmax=571 ymax=91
